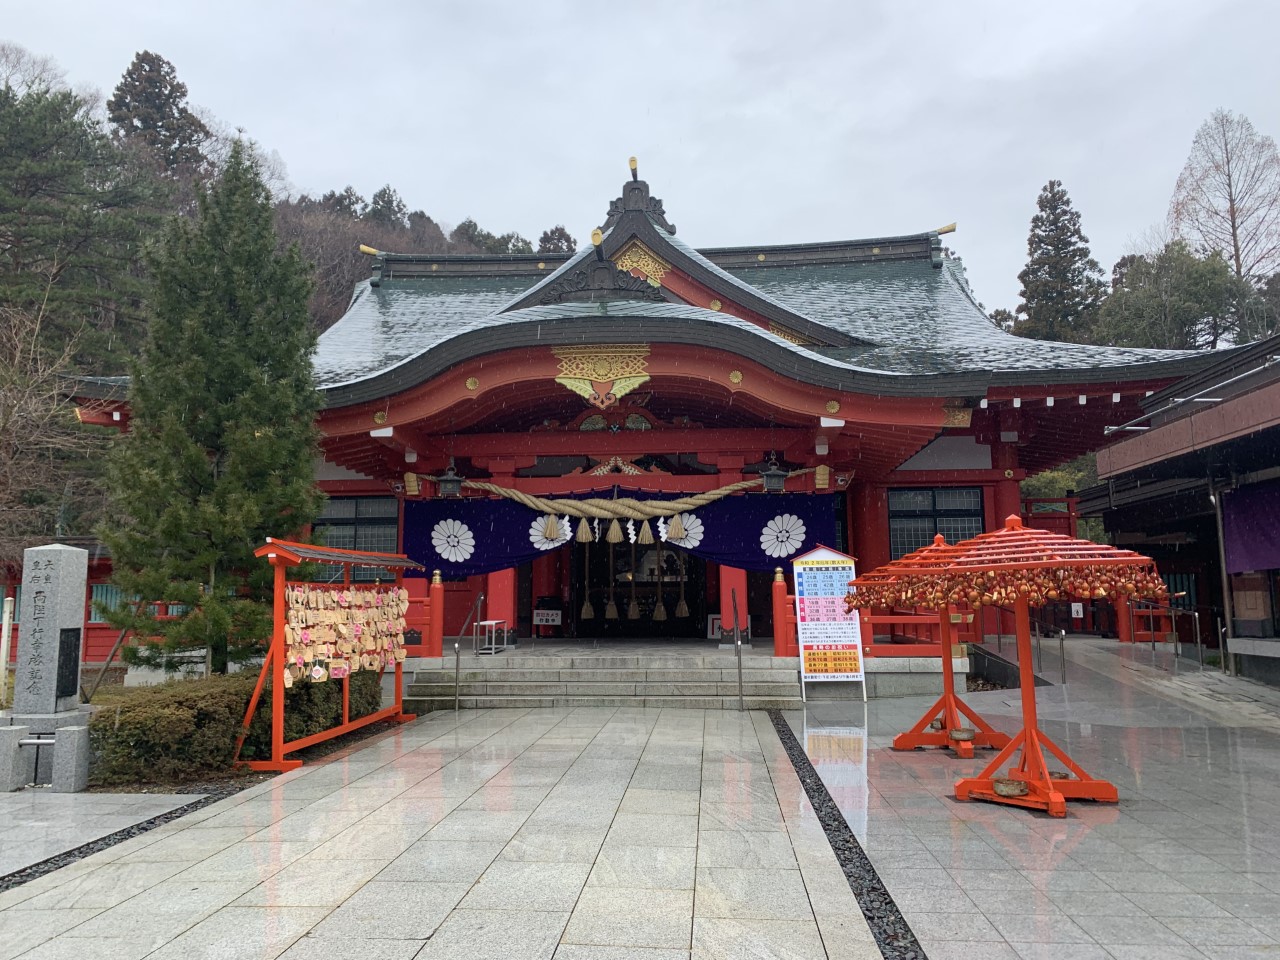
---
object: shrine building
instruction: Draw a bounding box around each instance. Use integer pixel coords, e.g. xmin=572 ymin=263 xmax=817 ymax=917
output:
xmin=69 ymin=161 xmax=1220 ymax=660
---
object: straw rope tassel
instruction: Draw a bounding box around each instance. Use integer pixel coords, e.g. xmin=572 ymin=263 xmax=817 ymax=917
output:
xmin=638 ymin=519 xmax=654 ymax=544
xmin=580 ymin=540 xmax=595 ymax=619
xmin=652 ymin=538 xmax=668 ymax=621
xmin=606 ymin=518 xmax=624 ymax=543
xmin=605 ymin=541 xmax=619 ymax=619
xmin=627 ymin=542 xmax=640 ymax=619
xmin=667 ymin=513 xmax=686 ymax=541
xmin=675 ymin=552 xmax=690 ymax=618
xmin=576 ymin=517 xmax=593 ymax=543
xmin=543 ymin=514 xmax=560 ymax=540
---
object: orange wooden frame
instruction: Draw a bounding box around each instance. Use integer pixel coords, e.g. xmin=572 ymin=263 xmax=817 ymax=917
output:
xmin=889 ymin=610 xmax=1010 ymax=759
xmin=233 ymin=538 xmax=426 ymax=772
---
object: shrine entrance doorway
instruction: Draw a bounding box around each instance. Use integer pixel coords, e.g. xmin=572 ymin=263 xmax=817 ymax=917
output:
xmin=566 ymin=540 xmax=707 ymax=640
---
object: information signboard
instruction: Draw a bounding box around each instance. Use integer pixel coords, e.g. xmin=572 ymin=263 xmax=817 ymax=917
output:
xmin=792 ymin=545 xmax=864 ymax=694
xmin=533 ymin=609 xmax=562 ymax=626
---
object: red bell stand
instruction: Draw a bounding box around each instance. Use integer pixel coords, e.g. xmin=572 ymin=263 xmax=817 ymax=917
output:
xmin=955 ymin=594 xmax=1118 ymax=816
xmin=891 ymin=609 xmax=1011 ymax=759
xmin=233 ymin=538 xmax=432 ymax=772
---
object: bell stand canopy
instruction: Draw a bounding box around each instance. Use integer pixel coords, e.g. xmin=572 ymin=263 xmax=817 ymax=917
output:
xmin=848 ymin=516 xmax=1166 ymax=817
xmin=847 ymin=515 xmax=1166 ymax=611
xmin=846 ymin=533 xmax=1010 ymax=759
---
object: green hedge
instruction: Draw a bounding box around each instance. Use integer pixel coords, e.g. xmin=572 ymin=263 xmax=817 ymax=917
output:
xmin=88 ymin=670 xmax=385 ymax=785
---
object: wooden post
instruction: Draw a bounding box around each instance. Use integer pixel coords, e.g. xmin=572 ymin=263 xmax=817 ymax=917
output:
xmin=1115 ymin=595 xmax=1132 ymax=643
xmin=771 ymin=568 xmax=790 ymax=657
xmin=428 ymin=570 xmax=445 ymax=656
xmin=271 ymin=558 xmax=287 ymax=768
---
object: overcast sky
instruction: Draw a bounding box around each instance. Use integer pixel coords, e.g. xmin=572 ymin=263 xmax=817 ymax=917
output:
xmin=6 ymin=1 xmax=1278 ymax=312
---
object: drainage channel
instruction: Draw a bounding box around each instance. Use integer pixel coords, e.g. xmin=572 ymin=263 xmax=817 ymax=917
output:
xmin=767 ymin=709 xmax=926 ymax=960
xmin=0 ymin=793 xmax=223 ymax=892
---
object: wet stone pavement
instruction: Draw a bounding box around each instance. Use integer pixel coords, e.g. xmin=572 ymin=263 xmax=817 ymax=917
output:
xmin=1 ymin=636 xmax=1279 ymax=959
xmin=0 ymin=707 xmax=878 ymax=960
xmin=788 ymin=638 xmax=1280 ymax=960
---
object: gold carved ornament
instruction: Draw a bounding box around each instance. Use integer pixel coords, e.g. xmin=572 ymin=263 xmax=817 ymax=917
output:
xmin=553 ymin=344 xmax=650 ymax=410
xmin=612 ymin=240 xmax=671 ymax=287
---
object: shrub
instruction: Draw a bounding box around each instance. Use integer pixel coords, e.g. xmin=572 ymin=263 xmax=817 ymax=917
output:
xmin=89 ymin=670 xmax=387 ymax=785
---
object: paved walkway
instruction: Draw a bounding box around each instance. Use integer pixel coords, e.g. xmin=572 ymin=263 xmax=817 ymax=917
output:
xmin=4 ymin=636 xmax=1280 ymax=959
xmin=0 ymin=791 xmax=201 ymax=877
xmin=791 ymin=637 xmax=1280 ymax=960
xmin=0 ymin=708 xmax=878 ymax=960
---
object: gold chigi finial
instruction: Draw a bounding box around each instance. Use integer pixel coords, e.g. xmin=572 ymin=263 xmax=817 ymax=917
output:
xmin=629 ymin=156 xmax=638 ymax=181
xmin=359 ymin=244 xmax=381 ymax=256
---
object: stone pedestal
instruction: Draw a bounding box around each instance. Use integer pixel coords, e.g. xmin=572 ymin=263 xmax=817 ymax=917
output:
xmin=52 ymin=726 xmax=90 ymax=792
xmin=0 ymin=725 xmax=30 ymax=791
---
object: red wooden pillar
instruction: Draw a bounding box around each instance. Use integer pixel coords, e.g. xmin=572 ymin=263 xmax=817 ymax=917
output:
xmin=425 ymin=571 xmax=445 ymax=656
xmin=1115 ymin=595 xmax=1133 ymax=643
xmin=851 ymin=482 xmax=889 ymax=573
xmin=771 ymin=568 xmax=793 ymax=656
xmin=720 ymin=565 xmax=749 ymax=636
xmin=486 ymin=567 xmax=518 ymax=635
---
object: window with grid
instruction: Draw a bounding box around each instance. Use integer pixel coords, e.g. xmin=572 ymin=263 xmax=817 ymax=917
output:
xmin=316 ymin=497 xmax=400 ymax=582
xmin=888 ymin=487 xmax=984 ymax=559
xmin=90 ymin=584 xmax=125 ymax=623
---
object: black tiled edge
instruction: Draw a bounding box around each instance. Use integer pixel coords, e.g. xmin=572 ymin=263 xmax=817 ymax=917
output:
xmin=767 ymin=709 xmax=926 ymax=960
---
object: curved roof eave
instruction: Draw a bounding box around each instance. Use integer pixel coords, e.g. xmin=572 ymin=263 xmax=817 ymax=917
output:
xmin=315 ymin=305 xmax=1226 ymax=410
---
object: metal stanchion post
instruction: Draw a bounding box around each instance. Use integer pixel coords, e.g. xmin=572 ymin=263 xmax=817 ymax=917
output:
xmin=731 ymin=589 xmax=744 ymax=712
xmin=1059 ymin=629 xmax=1067 ymax=684
xmin=1194 ymin=612 xmax=1204 ymax=671
xmin=736 ymin=638 xmax=745 ymax=712
xmin=454 ymin=641 xmax=460 ymax=713
xmin=1035 ymin=628 xmax=1043 ymax=674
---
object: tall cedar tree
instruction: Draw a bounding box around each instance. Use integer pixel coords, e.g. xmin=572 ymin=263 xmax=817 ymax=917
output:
xmin=107 ymin=51 xmax=209 ymax=172
xmin=102 ymin=142 xmax=323 ymax=673
xmin=0 ymin=84 xmax=153 ymax=368
xmin=1013 ymin=180 xmax=1106 ymax=343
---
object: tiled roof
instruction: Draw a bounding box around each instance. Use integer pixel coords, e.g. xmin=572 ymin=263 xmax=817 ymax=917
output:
xmin=733 ymin=258 xmax=1195 ymax=374
xmin=313 ymin=276 xmax=529 ymax=388
xmin=307 ymin=201 xmax=1219 ymax=403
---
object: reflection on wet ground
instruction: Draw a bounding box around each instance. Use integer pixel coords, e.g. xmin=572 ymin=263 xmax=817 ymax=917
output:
xmin=788 ymin=637 xmax=1280 ymax=960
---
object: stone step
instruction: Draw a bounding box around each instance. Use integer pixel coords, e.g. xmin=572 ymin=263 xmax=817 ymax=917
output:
xmin=404 ymin=694 xmax=802 ymax=712
xmin=408 ymin=680 xmax=800 ymax=698
xmin=410 ymin=654 xmax=801 ymax=672
xmin=410 ymin=667 xmax=800 ymax=684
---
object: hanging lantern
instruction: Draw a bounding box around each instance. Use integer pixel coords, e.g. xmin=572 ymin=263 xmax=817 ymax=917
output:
xmin=437 ymin=458 xmax=465 ymax=499
xmin=760 ymin=455 xmax=788 ymax=494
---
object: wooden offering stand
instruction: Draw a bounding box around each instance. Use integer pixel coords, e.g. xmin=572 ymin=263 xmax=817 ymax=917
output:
xmin=850 ymin=535 xmax=1010 ymax=759
xmin=849 ymin=516 xmax=1167 ymax=817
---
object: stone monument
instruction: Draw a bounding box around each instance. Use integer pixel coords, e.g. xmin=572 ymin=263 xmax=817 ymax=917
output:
xmin=1 ymin=543 xmax=92 ymax=789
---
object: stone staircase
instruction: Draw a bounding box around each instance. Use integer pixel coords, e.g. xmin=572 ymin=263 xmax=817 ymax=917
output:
xmin=404 ymin=651 xmax=803 ymax=712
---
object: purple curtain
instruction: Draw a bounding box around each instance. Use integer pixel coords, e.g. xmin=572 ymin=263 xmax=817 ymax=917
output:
xmin=403 ymin=493 xmax=839 ymax=578
xmin=1222 ymin=478 xmax=1280 ymax=574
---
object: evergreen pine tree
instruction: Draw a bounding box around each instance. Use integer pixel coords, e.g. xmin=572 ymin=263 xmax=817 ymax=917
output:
xmin=102 ymin=142 xmax=322 ymax=673
xmin=0 ymin=84 xmax=154 ymax=366
xmin=107 ymin=50 xmax=209 ymax=172
xmin=1013 ymin=180 xmax=1106 ymax=343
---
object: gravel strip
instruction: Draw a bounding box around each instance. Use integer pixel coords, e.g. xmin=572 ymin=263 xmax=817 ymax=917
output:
xmin=0 ymin=783 xmax=241 ymax=892
xmin=767 ymin=709 xmax=926 ymax=960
